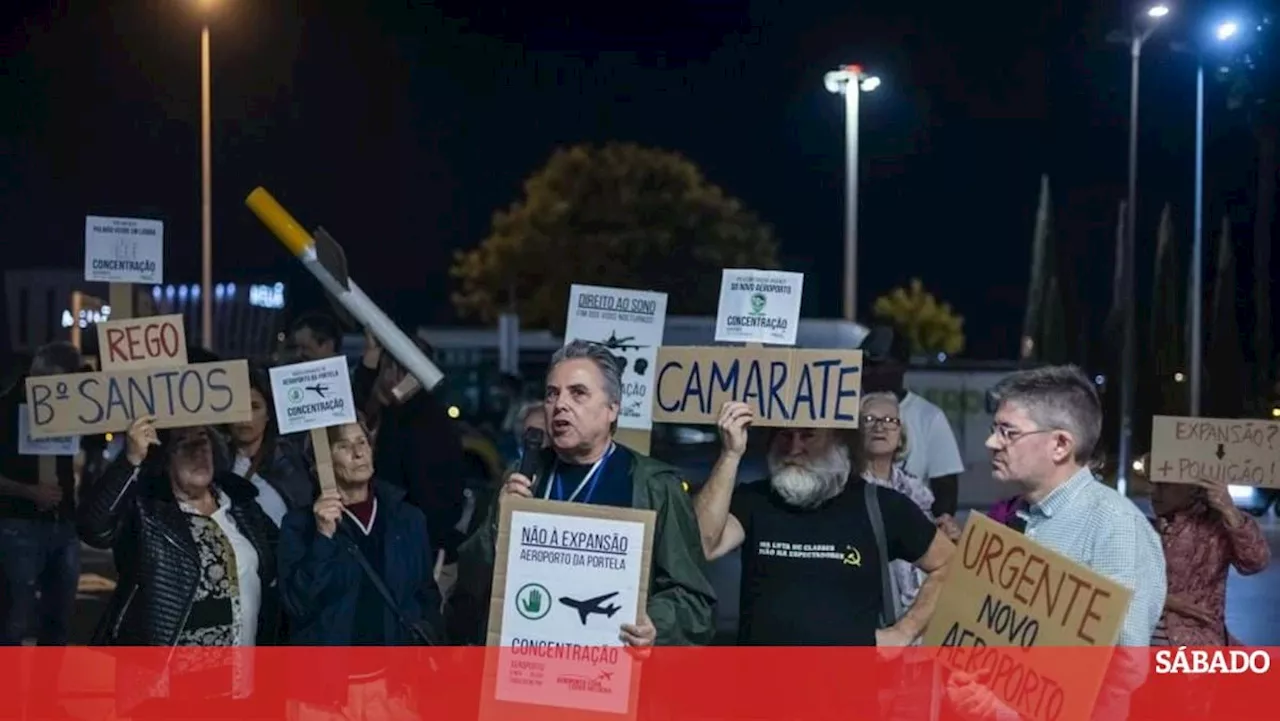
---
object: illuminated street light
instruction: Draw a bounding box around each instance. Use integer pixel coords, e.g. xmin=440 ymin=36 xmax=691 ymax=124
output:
xmin=823 ymin=64 xmax=880 ymax=323
xmin=1217 ymin=21 xmax=1240 ymax=41
xmin=1112 ymin=3 xmax=1171 ymax=496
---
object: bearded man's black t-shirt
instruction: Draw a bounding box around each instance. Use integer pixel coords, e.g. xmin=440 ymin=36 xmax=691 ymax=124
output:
xmin=731 ymin=477 xmax=937 ymax=646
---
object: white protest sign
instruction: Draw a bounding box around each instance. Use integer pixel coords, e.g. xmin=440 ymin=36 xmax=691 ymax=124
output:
xmin=564 ymin=284 xmax=668 ymax=431
xmin=484 ymin=498 xmax=655 ymax=718
xmin=17 ymin=405 xmax=79 ymax=457
xmin=84 ymin=215 xmax=164 ymax=285
xmin=268 ymin=356 xmax=356 ymax=435
xmin=714 ymin=268 xmax=804 ymax=345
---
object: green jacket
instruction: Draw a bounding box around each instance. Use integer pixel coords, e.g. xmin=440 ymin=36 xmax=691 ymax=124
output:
xmin=451 ymin=446 xmax=717 ymax=646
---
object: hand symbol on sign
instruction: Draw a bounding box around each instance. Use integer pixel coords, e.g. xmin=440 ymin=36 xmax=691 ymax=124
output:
xmin=521 ymin=589 xmax=543 ymax=614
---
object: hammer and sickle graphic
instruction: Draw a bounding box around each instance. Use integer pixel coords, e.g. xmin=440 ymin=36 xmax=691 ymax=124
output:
xmin=842 ymin=547 xmax=862 ymax=567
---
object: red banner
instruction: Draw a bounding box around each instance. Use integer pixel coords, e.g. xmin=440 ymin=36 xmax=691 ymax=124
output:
xmin=0 ymin=646 xmax=1273 ymax=720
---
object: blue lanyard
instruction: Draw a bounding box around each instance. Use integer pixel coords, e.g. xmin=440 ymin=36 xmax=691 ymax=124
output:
xmin=546 ymin=443 xmax=616 ymax=504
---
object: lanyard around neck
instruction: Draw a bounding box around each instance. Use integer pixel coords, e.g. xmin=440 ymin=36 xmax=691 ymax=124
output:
xmin=545 ymin=443 xmax=616 ymax=504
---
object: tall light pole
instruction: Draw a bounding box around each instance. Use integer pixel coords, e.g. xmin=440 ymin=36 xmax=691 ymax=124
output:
xmin=824 ymin=65 xmax=881 ymax=323
xmin=201 ymin=22 xmax=213 ymax=351
xmin=1114 ymin=3 xmax=1170 ymax=497
xmin=1188 ymin=20 xmax=1243 ymax=417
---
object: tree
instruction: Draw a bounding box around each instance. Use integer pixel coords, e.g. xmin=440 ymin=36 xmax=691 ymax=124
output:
xmin=1019 ymin=175 xmax=1068 ymax=364
xmin=872 ymin=279 xmax=965 ymax=358
xmin=451 ymin=142 xmax=780 ymax=332
xmin=1205 ymin=217 xmax=1246 ymax=418
xmin=1149 ymin=204 xmax=1187 ymax=415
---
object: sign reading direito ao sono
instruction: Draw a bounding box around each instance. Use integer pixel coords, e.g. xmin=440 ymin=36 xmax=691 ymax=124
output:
xmin=24 ymin=361 xmax=252 ymax=438
xmin=651 ymin=347 xmax=863 ymax=428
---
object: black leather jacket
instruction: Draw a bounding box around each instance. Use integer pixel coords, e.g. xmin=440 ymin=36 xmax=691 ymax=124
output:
xmin=78 ymin=455 xmax=281 ymax=646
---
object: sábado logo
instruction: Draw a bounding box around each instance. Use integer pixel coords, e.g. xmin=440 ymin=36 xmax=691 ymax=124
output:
xmin=1155 ymin=647 xmax=1272 ymax=674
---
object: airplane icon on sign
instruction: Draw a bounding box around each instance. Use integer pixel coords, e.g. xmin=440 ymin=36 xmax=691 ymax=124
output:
xmin=558 ymin=592 xmax=622 ymax=625
xmin=305 ymin=384 xmax=330 ymax=398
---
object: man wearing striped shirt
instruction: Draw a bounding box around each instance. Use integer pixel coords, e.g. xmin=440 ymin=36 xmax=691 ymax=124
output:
xmin=949 ymin=365 xmax=1166 ymax=720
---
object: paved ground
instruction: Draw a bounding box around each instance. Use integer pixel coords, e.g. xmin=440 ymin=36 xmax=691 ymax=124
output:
xmin=53 ymin=509 xmax=1280 ymax=646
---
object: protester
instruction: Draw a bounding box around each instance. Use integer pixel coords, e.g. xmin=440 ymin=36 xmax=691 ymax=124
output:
xmin=860 ymin=326 xmax=965 ymax=517
xmin=79 ymin=416 xmax=281 ymax=649
xmin=454 ymin=339 xmax=716 ymax=646
xmin=225 ymin=366 xmax=315 ymax=525
xmin=694 ymin=400 xmax=954 ymax=646
xmin=859 ymin=392 xmax=960 ymax=614
xmin=948 ymin=365 xmax=1166 ymax=720
xmin=289 ymin=312 xmax=344 ymax=362
xmin=1151 ymin=477 xmax=1270 ymax=645
xmin=277 ymin=419 xmax=442 ymax=716
xmin=0 ymin=342 xmax=83 ymax=648
xmin=361 ymin=335 xmax=468 ymax=596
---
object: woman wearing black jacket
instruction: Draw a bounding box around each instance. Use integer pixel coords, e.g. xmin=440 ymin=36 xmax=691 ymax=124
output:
xmin=78 ymin=416 xmax=281 ymax=652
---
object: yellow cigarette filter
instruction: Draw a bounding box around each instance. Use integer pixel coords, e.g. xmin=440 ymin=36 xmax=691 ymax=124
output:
xmin=245 ymin=187 xmax=314 ymax=258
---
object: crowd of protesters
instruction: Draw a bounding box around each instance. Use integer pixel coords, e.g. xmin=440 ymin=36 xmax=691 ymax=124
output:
xmin=0 ymin=315 xmax=1271 ymax=717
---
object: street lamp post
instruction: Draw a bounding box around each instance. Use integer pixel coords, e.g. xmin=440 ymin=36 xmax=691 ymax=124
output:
xmin=824 ymin=65 xmax=880 ymax=324
xmin=1114 ymin=3 xmax=1170 ymax=497
xmin=1188 ymin=21 xmax=1243 ymax=417
xmin=200 ymin=23 xmax=213 ymax=351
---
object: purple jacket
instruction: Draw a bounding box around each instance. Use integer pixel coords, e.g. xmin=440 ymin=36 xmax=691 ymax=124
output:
xmin=988 ymin=496 xmax=1026 ymax=527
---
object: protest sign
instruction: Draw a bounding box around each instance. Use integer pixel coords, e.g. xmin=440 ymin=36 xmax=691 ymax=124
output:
xmin=714 ymin=269 xmax=804 ymax=346
xmin=269 ymin=357 xmax=356 ymax=435
xmin=564 ymin=284 xmax=668 ymax=433
xmin=24 ymin=361 xmax=251 ymax=438
xmin=269 ymin=357 xmax=357 ymax=494
xmin=84 ymin=215 xmax=164 ymax=285
xmin=481 ymin=497 xmax=655 ymax=720
xmin=96 ymin=315 xmax=188 ymax=371
xmin=652 ymin=346 xmax=862 ymax=428
xmin=925 ymin=513 xmax=1131 ymax=721
xmin=1150 ymin=415 xmax=1280 ymax=488
xmin=17 ymin=405 xmax=79 ymax=456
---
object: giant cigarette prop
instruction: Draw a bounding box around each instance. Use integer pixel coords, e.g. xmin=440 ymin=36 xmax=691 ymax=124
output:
xmin=245 ymin=187 xmax=445 ymax=391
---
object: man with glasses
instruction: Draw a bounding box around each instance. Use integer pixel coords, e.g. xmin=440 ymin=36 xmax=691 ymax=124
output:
xmin=950 ymin=365 xmax=1165 ymax=719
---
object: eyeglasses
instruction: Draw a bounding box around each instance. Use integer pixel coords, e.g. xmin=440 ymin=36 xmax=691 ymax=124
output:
xmin=989 ymin=423 xmax=1053 ymax=446
xmin=861 ymin=415 xmax=902 ymax=429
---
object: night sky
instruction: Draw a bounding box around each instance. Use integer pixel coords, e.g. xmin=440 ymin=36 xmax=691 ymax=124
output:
xmin=1 ymin=0 xmax=1269 ymax=360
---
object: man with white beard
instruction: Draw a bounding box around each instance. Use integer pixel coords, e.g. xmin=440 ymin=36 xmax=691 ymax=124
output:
xmin=694 ymin=401 xmax=955 ymax=646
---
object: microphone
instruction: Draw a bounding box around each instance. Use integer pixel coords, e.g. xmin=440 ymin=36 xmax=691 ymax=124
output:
xmin=517 ymin=428 xmax=546 ymax=485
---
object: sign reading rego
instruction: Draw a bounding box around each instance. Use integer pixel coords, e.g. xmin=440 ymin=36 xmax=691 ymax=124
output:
xmin=24 ymin=361 xmax=252 ymax=438
xmin=924 ymin=513 xmax=1131 ymax=721
xmin=269 ymin=356 xmax=356 ymax=435
xmin=96 ymin=314 xmax=188 ymax=371
xmin=652 ymin=347 xmax=863 ymax=428
xmin=1150 ymin=415 xmax=1280 ymax=488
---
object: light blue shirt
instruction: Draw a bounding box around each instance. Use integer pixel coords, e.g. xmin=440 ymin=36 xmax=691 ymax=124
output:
xmin=1015 ymin=466 xmax=1167 ymax=646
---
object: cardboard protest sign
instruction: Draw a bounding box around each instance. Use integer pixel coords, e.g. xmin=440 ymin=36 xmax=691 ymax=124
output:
xmin=481 ymin=497 xmax=655 ymax=721
xmin=714 ymin=269 xmax=804 ymax=346
xmin=652 ymin=346 xmax=862 ymax=428
xmin=1150 ymin=415 xmax=1280 ymax=488
xmin=925 ymin=513 xmax=1132 ymax=721
xmin=96 ymin=315 xmax=188 ymax=371
xmin=269 ymin=357 xmax=357 ymax=494
xmin=24 ymin=361 xmax=252 ymax=438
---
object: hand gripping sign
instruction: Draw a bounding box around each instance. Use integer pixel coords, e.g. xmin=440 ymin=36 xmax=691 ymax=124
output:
xmin=268 ymin=356 xmax=357 ymax=494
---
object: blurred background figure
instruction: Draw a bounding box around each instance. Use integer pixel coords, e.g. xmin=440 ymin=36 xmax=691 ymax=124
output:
xmin=289 ymin=313 xmax=344 ymax=362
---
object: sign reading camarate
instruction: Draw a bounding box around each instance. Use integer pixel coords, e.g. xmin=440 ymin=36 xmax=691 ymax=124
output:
xmin=269 ymin=356 xmax=357 ymax=435
xmin=84 ymin=215 xmax=164 ymax=285
xmin=924 ymin=513 xmax=1132 ymax=721
xmin=564 ymin=284 xmax=668 ymax=431
xmin=1150 ymin=414 xmax=1280 ymax=488
xmin=652 ymin=346 xmax=863 ymax=428
xmin=96 ymin=314 xmax=188 ymax=371
xmin=483 ymin=497 xmax=655 ymax=719
xmin=714 ymin=268 xmax=804 ymax=346
xmin=17 ymin=405 xmax=79 ymax=456
xmin=23 ymin=361 xmax=252 ymax=438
